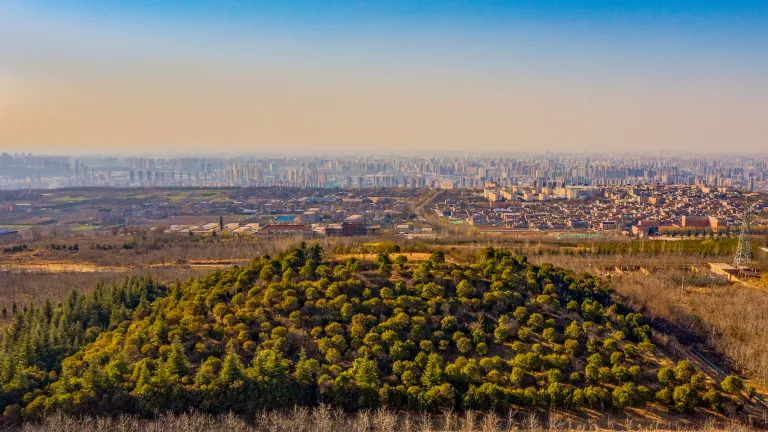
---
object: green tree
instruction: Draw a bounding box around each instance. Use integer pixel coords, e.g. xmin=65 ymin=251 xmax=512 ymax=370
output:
xmin=657 ymin=367 xmax=675 ymax=386
xmin=430 ymin=250 xmax=445 ymax=265
xmin=394 ymin=255 xmax=408 ymax=270
xmin=674 ymin=360 xmax=695 ymax=384
xmin=672 ymin=384 xmax=698 ymax=413
xmin=421 ymin=354 xmax=445 ymax=388
xmin=294 ymin=352 xmax=320 ymax=385
xmin=423 ymin=383 xmax=455 ymax=411
xmin=721 ymin=374 xmax=743 ymax=394
xmin=165 ymin=335 xmax=189 ymax=377
xmin=219 ymin=352 xmax=245 ymax=385
xmin=456 ymin=280 xmax=474 ymax=298
xmin=703 ymin=388 xmax=723 ymax=412
xmin=352 ymin=357 xmax=379 ymax=387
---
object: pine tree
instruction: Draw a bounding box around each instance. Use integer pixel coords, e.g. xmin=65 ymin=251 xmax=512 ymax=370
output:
xmin=352 ymin=357 xmax=379 ymax=387
xmin=294 ymin=350 xmax=319 ymax=385
xmin=250 ymin=349 xmax=289 ymax=382
xmin=421 ymin=354 xmax=444 ymax=388
xmin=219 ymin=352 xmax=244 ymax=385
xmin=165 ymin=335 xmax=189 ymax=377
xmin=42 ymin=300 xmax=53 ymax=323
xmin=309 ymin=243 xmax=323 ymax=266
xmin=152 ymin=314 xmax=169 ymax=345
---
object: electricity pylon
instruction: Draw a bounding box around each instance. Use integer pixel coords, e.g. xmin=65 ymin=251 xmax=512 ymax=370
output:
xmin=733 ymin=201 xmax=753 ymax=269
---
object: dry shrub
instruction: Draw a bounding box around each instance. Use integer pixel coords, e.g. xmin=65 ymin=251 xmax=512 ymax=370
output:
xmin=613 ymin=272 xmax=768 ymax=385
xmin=0 ymin=267 xmax=210 ymax=313
xmin=14 ymin=410 xmax=762 ymax=432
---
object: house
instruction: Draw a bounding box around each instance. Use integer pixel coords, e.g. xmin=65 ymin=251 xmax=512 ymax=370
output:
xmin=632 ymin=224 xmax=659 ymax=237
xmin=568 ymin=219 xmax=589 ymax=229
xmin=301 ymin=211 xmax=320 ymax=224
xmin=344 ymin=214 xmax=365 ymax=223
xmin=326 ymin=221 xmax=367 ymax=237
xmin=681 ymin=215 xmax=710 ymax=228
xmin=257 ymin=224 xmax=313 ymax=239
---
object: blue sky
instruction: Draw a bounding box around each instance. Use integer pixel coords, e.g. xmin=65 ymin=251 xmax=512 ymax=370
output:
xmin=9 ymin=1 xmax=764 ymax=50
xmin=27 ymin=1 xmax=768 ymax=39
xmin=8 ymin=0 xmax=768 ymax=79
xmin=1 ymin=1 xmax=766 ymax=153
xmin=30 ymin=1 xmax=768 ymax=24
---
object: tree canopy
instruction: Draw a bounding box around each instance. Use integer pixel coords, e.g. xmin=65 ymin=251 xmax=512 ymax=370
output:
xmin=0 ymin=244 xmax=738 ymax=421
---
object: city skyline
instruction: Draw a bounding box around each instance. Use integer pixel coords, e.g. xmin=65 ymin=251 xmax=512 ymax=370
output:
xmin=2 ymin=151 xmax=766 ymax=193
xmin=1 ymin=1 xmax=767 ymax=154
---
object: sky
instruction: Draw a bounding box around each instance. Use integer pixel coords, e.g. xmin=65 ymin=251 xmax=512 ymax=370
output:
xmin=0 ymin=1 xmax=767 ymax=155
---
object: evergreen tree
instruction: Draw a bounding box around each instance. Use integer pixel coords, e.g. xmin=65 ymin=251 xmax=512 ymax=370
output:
xmin=352 ymin=357 xmax=379 ymax=387
xmin=421 ymin=354 xmax=444 ymax=388
xmin=165 ymin=335 xmax=189 ymax=377
xmin=219 ymin=352 xmax=245 ymax=385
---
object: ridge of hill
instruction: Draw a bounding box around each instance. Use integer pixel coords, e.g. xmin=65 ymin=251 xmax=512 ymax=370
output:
xmin=0 ymin=244 xmax=754 ymax=424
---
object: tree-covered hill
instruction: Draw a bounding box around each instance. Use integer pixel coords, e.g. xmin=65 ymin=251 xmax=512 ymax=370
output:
xmin=0 ymin=244 xmax=750 ymax=423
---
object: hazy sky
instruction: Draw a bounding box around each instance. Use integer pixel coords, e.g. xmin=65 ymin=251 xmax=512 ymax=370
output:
xmin=1 ymin=1 xmax=767 ymax=155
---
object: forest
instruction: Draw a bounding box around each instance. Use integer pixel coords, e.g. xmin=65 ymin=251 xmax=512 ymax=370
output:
xmin=0 ymin=243 xmax=758 ymax=427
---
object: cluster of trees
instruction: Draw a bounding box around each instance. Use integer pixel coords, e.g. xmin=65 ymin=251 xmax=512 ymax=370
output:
xmin=0 ymin=277 xmax=164 ymax=418
xmin=330 ymin=242 xmax=404 ymax=256
xmin=0 ymin=244 xmax=747 ymax=423
xmin=592 ymin=239 xmax=738 ymax=257
xmin=46 ymin=243 xmax=79 ymax=252
xmin=90 ymin=243 xmax=135 ymax=251
xmin=2 ymin=244 xmax=29 ymax=254
xmin=662 ymin=229 xmax=725 ymax=238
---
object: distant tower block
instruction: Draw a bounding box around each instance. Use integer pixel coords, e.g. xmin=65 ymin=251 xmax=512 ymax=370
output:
xmin=733 ymin=201 xmax=753 ymax=269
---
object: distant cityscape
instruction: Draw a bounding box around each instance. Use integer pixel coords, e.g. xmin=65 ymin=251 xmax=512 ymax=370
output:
xmin=1 ymin=153 xmax=767 ymax=192
xmin=1 ymin=152 xmax=766 ymax=245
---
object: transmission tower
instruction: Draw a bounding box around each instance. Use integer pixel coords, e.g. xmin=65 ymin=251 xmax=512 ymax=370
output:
xmin=733 ymin=200 xmax=753 ymax=269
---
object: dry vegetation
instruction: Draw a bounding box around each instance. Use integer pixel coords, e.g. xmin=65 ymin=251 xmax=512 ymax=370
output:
xmin=0 ymin=268 xmax=214 ymax=314
xmin=0 ymin=235 xmax=335 ymax=312
xmin=5 ymin=234 xmax=298 ymax=267
xmin=610 ymin=272 xmax=768 ymax=387
xmin=13 ymin=408 xmax=765 ymax=432
xmin=2 ymin=233 xmax=407 ymax=267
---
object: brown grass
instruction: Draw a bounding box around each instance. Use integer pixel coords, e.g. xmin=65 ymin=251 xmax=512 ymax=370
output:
xmin=611 ymin=272 xmax=768 ymax=387
xmin=0 ymin=267 xmax=210 ymax=314
xmin=13 ymin=408 xmax=765 ymax=432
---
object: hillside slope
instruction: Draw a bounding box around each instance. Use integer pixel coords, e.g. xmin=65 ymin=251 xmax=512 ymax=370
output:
xmin=0 ymin=244 xmax=751 ymax=422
